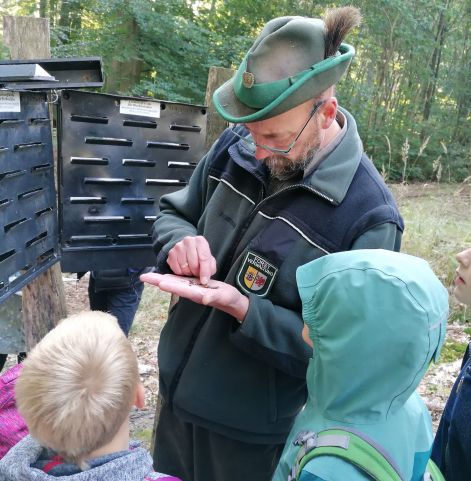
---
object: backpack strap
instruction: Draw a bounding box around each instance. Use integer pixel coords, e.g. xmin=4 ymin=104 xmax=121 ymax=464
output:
xmin=424 ymin=459 xmax=446 ymax=481
xmin=289 ymin=428 xmax=405 ymax=481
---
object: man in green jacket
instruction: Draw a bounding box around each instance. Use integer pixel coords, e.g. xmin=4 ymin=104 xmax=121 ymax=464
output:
xmin=142 ymin=7 xmax=404 ymax=481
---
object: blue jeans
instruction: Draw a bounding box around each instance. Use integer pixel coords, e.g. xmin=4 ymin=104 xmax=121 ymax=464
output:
xmin=432 ymin=343 xmax=471 ymax=481
xmin=88 ymin=271 xmax=144 ymax=336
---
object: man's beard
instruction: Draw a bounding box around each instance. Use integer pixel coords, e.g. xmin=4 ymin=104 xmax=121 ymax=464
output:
xmin=262 ymin=137 xmax=321 ymax=181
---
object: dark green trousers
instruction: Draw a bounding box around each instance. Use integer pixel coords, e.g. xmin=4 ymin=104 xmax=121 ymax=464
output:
xmin=153 ymin=399 xmax=285 ymax=481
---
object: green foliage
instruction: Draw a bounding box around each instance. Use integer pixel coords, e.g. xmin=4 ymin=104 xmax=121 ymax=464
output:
xmin=1 ymin=0 xmax=469 ymax=179
xmin=440 ymin=340 xmax=468 ymax=363
xmin=131 ymin=428 xmax=152 ymax=449
xmin=0 ymin=40 xmax=10 ymax=60
xmin=393 ymin=183 xmax=471 ymax=328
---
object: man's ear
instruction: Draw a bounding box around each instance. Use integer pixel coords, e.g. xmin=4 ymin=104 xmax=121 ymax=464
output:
xmin=134 ymin=382 xmax=145 ymax=409
xmin=320 ymin=97 xmax=338 ymax=129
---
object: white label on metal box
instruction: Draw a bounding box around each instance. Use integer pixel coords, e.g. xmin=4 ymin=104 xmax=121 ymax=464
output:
xmin=0 ymin=91 xmax=21 ymax=112
xmin=120 ymin=99 xmax=160 ymax=118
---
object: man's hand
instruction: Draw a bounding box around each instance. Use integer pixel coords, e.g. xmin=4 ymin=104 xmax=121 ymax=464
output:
xmin=166 ymin=235 xmax=217 ymax=286
xmin=140 ymin=273 xmax=249 ymax=322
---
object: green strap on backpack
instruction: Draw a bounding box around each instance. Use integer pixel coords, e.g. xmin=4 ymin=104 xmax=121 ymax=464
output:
xmin=289 ymin=428 xmax=445 ymax=481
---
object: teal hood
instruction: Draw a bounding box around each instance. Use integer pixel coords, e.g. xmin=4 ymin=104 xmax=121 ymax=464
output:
xmin=297 ymin=249 xmax=448 ymax=423
xmin=273 ymin=250 xmax=449 ymax=481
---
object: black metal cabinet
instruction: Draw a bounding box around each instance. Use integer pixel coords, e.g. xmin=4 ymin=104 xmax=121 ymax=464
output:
xmin=0 ymin=89 xmax=208 ymax=302
xmin=0 ymin=91 xmax=58 ymax=303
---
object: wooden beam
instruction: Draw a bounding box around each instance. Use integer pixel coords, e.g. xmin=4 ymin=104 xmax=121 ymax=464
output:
xmin=204 ymin=66 xmax=234 ymax=149
xmin=3 ymin=15 xmax=67 ymax=350
xmin=3 ymin=16 xmax=51 ymax=59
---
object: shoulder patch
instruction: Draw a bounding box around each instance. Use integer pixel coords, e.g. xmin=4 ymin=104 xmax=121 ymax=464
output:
xmin=237 ymin=251 xmax=278 ymax=297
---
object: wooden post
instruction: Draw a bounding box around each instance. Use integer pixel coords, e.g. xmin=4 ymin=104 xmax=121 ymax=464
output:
xmin=3 ymin=16 xmax=67 ymax=350
xmin=3 ymin=16 xmax=50 ymax=59
xmin=204 ymin=66 xmax=234 ymax=149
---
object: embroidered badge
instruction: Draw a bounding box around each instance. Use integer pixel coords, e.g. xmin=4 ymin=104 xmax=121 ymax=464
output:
xmin=237 ymin=251 xmax=278 ymax=297
xmin=242 ymin=71 xmax=255 ymax=88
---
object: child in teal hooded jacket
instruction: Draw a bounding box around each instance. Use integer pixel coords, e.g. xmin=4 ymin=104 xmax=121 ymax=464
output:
xmin=272 ymin=249 xmax=449 ymax=481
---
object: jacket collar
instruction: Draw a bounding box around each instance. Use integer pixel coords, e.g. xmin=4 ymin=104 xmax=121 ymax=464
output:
xmin=302 ymin=108 xmax=362 ymax=205
xmin=228 ymin=107 xmax=363 ymax=205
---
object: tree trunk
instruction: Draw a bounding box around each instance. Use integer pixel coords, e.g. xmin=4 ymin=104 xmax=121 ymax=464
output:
xmin=39 ymin=0 xmax=48 ymax=19
xmin=3 ymin=15 xmax=67 ymax=350
xmin=105 ymin=16 xmax=142 ymax=94
xmin=204 ymin=66 xmax=234 ymax=149
xmin=422 ymin=1 xmax=450 ymax=121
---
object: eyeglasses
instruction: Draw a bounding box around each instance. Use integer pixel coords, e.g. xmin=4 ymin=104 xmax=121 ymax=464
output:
xmin=231 ymin=100 xmax=325 ymax=155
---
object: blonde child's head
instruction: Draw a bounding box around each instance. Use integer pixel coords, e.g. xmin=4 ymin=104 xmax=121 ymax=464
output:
xmin=15 ymin=311 xmax=139 ymax=468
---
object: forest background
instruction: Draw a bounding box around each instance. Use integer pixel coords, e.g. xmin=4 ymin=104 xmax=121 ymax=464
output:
xmin=1 ymin=0 xmax=470 ymax=182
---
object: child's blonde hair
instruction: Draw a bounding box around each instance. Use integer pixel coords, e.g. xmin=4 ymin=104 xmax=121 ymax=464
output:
xmin=15 ymin=311 xmax=139 ymax=468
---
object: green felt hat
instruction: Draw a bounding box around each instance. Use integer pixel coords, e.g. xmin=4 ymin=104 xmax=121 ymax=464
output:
xmin=213 ymin=16 xmax=355 ymax=123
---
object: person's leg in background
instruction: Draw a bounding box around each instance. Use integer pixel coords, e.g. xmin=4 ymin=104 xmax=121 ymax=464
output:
xmin=88 ymin=270 xmax=145 ymax=337
xmin=106 ymin=279 xmax=144 ymax=336
xmin=88 ymin=274 xmax=110 ymax=313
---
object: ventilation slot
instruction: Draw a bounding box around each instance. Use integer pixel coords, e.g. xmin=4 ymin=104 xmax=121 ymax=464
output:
xmin=84 ymin=177 xmax=132 ymax=185
xmin=146 ymin=178 xmax=186 ymax=186
xmin=26 ymin=231 xmax=48 ymax=248
xmin=85 ymin=137 xmax=132 ymax=146
xmin=18 ymin=187 xmax=43 ymax=200
xmin=71 ymin=157 xmax=109 ymax=165
xmin=168 ymin=161 xmax=197 ymax=169
xmin=0 ymin=169 xmax=26 ymax=181
xmin=0 ymin=249 xmax=15 ymax=263
xmin=84 ymin=216 xmax=131 ymax=223
xmin=14 ymin=142 xmax=44 ymax=151
xmin=4 ymin=217 xmax=28 ymax=233
xmin=170 ymin=124 xmax=201 ymax=133
xmin=29 ymin=118 xmax=49 ymax=125
xmin=69 ymin=235 xmax=109 ymax=242
xmin=35 ymin=207 xmax=53 ymax=218
xmin=0 ymin=119 xmax=23 ymax=127
xmin=37 ymin=249 xmax=55 ymax=262
xmin=31 ymin=163 xmax=52 ymax=173
xmin=71 ymin=114 xmax=109 ymax=124
xmin=117 ymin=234 xmax=151 ymax=240
xmin=121 ymin=197 xmax=155 ymax=205
xmin=70 ymin=196 xmax=106 ymax=204
xmin=147 ymin=141 xmax=189 ymax=150
xmin=123 ymin=119 xmax=157 ymax=128
xmin=122 ymin=159 xmax=156 ymax=167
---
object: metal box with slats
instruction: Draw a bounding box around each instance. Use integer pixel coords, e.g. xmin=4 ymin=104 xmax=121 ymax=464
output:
xmin=58 ymin=90 xmax=207 ymax=272
xmin=0 ymin=91 xmax=58 ymax=303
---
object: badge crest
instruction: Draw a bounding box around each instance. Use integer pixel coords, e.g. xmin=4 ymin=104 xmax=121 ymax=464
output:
xmin=237 ymin=252 xmax=278 ymax=297
xmin=242 ymin=71 xmax=255 ymax=88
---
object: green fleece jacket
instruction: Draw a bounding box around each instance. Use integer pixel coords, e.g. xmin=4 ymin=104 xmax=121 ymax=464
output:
xmin=152 ymin=109 xmax=404 ymax=443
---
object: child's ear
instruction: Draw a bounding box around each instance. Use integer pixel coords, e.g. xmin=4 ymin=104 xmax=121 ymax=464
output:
xmin=134 ymin=382 xmax=145 ymax=409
